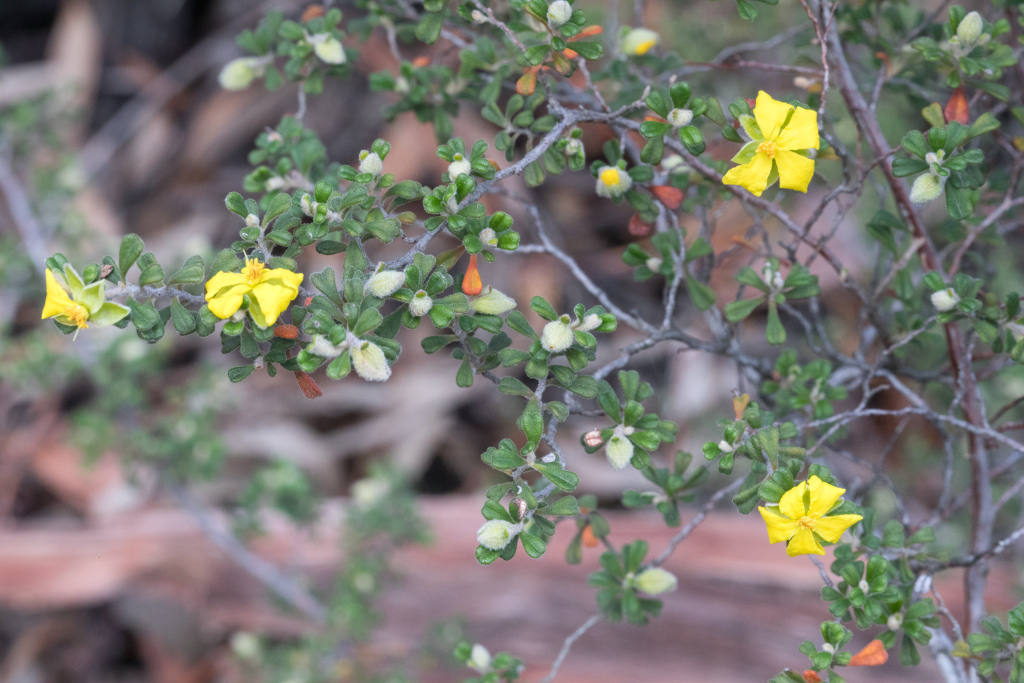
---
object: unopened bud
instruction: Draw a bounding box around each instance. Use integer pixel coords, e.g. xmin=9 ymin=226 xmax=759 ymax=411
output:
xmin=467 ymin=644 xmax=492 ymax=673
xmin=546 ymin=0 xmax=572 ymax=28
xmin=646 ymin=257 xmax=663 ymax=272
xmin=512 ymin=497 xmax=528 ymax=520
xmin=565 ymin=138 xmax=583 ymax=156
xmin=478 ymin=227 xmax=498 ymax=246
xmin=931 ymin=287 xmax=960 ymax=312
xmin=887 ymin=614 xmax=903 ymax=631
xmin=573 ymin=313 xmax=601 ymax=332
xmin=448 ymin=154 xmax=472 ymax=179
xmin=956 ymin=11 xmax=984 ymax=46
xmin=583 ymin=429 xmax=604 ymax=448
xmin=366 ymin=266 xmax=406 ymax=298
xmin=351 ymin=476 xmax=390 ymax=507
xmin=308 ymin=334 xmax=345 ymax=358
xmin=358 ymin=150 xmax=383 ymax=177
xmin=910 ymin=172 xmax=946 ymax=204
xmin=351 ymin=340 xmax=391 ymax=382
xmin=667 ymin=108 xmax=693 ymax=128
xmin=605 ymin=431 xmax=634 ymax=470
xmin=218 ymin=57 xmax=258 ymax=90
xmin=541 ymin=317 xmax=575 ymax=353
xmin=634 ymin=567 xmax=678 ymax=595
xmin=470 ymin=286 xmax=517 ymax=315
xmin=311 ymin=34 xmax=346 ymax=64
xmin=476 ymin=519 xmax=522 ymax=550
xmin=409 ymin=290 xmax=433 ymax=316
xmin=470 ymin=9 xmax=486 ymax=23
xmin=245 ymin=213 xmax=260 ymax=228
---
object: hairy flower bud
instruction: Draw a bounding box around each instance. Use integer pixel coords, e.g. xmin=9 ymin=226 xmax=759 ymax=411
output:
xmin=448 ymin=154 xmax=472 ymax=179
xmin=573 ymin=313 xmax=602 ymax=332
xmin=667 ymin=108 xmax=693 ymax=128
xmin=595 ymin=166 xmax=632 ymax=198
xmin=310 ymin=33 xmax=346 ymax=64
xmin=352 ymin=476 xmax=390 ymax=507
xmin=470 ymin=286 xmax=517 ymax=315
xmin=351 ymin=340 xmax=391 ymax=382
xmin=621 ymin=27 xmax=659 ymax=56
xmin=910 ymin=171 xmax=946 ymax=204
xmin=358 ymin=150 xmax=383 ymax=177
xmin=547 ymin=0 xmax=572 ymax=28
xmin=605 ymin=428 xmax=634 ymax=470
xmin=541 ymin=317 xmax=575 ymax=353
xmin=956 ymin=11 xmax=984 ymax=46
xmin=218 ymin=58 xmax=258 ymax=90
xmin=478 ymin=227 xmax=498 ymax=246
xmin=409 ymin=290 xmax=433 ymax=317
xmin=468 ymin=644 xmax=492 ymax=673
xmin=308 ymin=334 xmax=345 ymax=358
xmin=931 ymin=287 xmax=960 ymax=312
xmin=887 ymin=614 xmax=903 ymax=631
xmin=634 ymin=567 xmax=678 ymax=595
xmin=476 ymin=519 xmax=522 ymax=550
xmin=366 ymin=266 xmax=406 ymax=298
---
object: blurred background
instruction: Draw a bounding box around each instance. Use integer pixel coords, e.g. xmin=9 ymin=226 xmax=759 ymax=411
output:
xmin=0 ymin=0 xmax=998 ymax=681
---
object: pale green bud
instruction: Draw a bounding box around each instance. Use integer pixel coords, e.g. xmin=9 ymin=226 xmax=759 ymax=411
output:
xmin=621 ymin=27 xmax=659 ymax=56
xmin=311 ymin=34 xmax=346 ymax=64
xmin=605 ymin=429 xmax=634 ymax=470
xmin=909 ymin=172 xmax=945 ymax=204
xmin=634 ymin=567 xmax=678 ymax=595
xmin=358 ymin=150 xmax=383 ymax=177
xmin=541 ymin=317 xmax=575 ymax=353
xmin=476 ymin=519 xmax=522 ymax=550
xmin=956 ymin=11 xmax=984 ymax=46
xmin=931 ymin=287 xmax=960 ymax=312
xmin=887 ymin=614 xmax=903 ymax=631
xmin=409 ymin=290 xmax=433 ymax=317
xmin=646 ymin=257 xmax=663 ymax=272
xmin=468 ymin=644 xmax=492 ymax=673
xmin=367 ymin=264 xmax=406 ymax=298
xmin=478 ymin=227 xmax=498 ymax=246
xmin=448 ymin=154 xmax=472 ymax=178
xmin=351 ymin=340 xmax=391 ymax=382
xmin=470 ymin=286 xmax=517 ymax=315
xmin=218 ymin=58 xmax=258 ymax=90
xmin=308 ymin=334 xmax=345 ymax=358
xmin=546 ymin=0 xmax=572 ymax=28
xmin=351 ymin=476 xmax=390 ymax=507
xmin=564 ymin=138 xmax=583 ymax=156
xmin=573 ymin=313 xmax=601 ymax=332
xmin=667 ymin=108 xmax=693 ymax=128
xmin=231 ymin=632 xmax=261 ymax=662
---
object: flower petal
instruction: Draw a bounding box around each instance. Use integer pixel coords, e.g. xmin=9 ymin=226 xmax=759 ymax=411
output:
xmin=753 ymin=91 xmax=794 ymax=141
xmin=775 ymin=105 xmax=819 ymax=151
xmin=759 ymin=506 xmax=800 ymax=543
xmin=774 ymin=150 xmax=816 ymax=193
xmin=42 ymin=269 xmax=75 ymax=319
xmin=813 ymin=514 xmax=863 ymax=543
xmin=787 ymin=527 xmax=825 ymax=556
xmin=722 ymin=152 xmax=773 ymax=197
xmin=250 ymin=269 xmax=303 ymax=326
xmin=805 ymin=475 xmax=846 ymax=517
xmin=205 ymin=271 xmax=250 ymax=319
xmin=778 ymin=479 xmax=808 ymax=520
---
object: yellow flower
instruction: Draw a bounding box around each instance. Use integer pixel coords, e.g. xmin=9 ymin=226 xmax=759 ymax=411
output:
xmin=205 ymin=255 xmax=303 ymax=327
xmin=621 ymin=28 xmax=659 ymax=56
xmin=41 ymin=265 xmax=129 ymax=335
xmin=759 ymin=475 xmax=862 ymax=557
xmin=722 ymin=91 xmax=819 ymax=197
xmin=595 ymin=165 xmax=632 ymax=198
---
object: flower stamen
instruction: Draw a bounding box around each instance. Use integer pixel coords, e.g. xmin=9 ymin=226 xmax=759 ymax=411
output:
xmin=64 ymin=303 xmax=90 ymax=328
xmin=757 ymin=140 xmax=778 ymax=159
xmin=242 ymin=256 xmax=265 ymax=285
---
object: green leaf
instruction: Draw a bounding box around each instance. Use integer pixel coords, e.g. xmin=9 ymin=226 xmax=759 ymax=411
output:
xmin=532 ymin=462 xmax=579 ymax=491
xmin=724 ymin=297 xmax=764 ymax=322
xmin=263 ymin=192 xmax=293 ymax=227
xmin=118 ymin=234 xmax=145 ymax=278
xmin=456 ymin=357 xmax=474 ymax=387
xmin=311 ymin=267 xmax=343 ymax=308
xmin=685 ymin=276 xmax=716 ymax=310
xmin=543 ymin=496 xmax=579 ymax=515
xmin=892 ymin=158 xmax=929 ymax=177
xmin=520 ymin=531 xmax=546 ymax=558
xmin=901 ymin=130 xmax=929 ymax=158
xmin=167 ymin=255 xmax=205 ymax=285
xmin=499 ymin=376 xmax=533 ymax=397
xmin=169 ymin=298 xmax=196 ymax=335
xmin=946 ymin=186 xmax=974 ymax=220
xmin=138 ymin=264 xmax=165 ymax=287
xmin=228 ymin=365 xmax=255 ymax=382
xmin=571 ymin=41 xmax=602 ymax=60
xmin=225 ymin=191 xmax=248 ymax=217
xmin=519 ymin=399 xmax=544 ymax=447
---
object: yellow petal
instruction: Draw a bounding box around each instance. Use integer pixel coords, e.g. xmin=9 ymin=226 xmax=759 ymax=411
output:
xmin=41 ymin=269 xmax=75 ymax=319
xmin=787 ymin=527 xmax=825 ymax=556
xmin=759 ymin=506 xmax=799 ymax=543
xmin=722 ymin=152 xmax=773 ymax=197
xmin=778 ymin=479 xmax=808 ymax=520
xmin=753 ymin=91 xmax=794 ymax=141
xmin=205 ymin=271 xmax=251 ymax=319
xmin=250 ymin=269 xmax=303 ymax=326
xmin=774 ymin=150 xmax=816 ymax=194
xmin=804 ymin=475 xmax=846 ymax=518
xmin=775 ymin=105 xmax=819 ymax=151
xmin=812 ymin=514 xmax=863 ymax=543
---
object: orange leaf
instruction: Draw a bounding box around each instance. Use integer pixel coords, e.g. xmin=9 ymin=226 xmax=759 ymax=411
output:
xmin=301 ymin=4 xmax=324 ymax=21
xmin=293 ymin=371 xmax=323 ymax=399
xmin=650 ymin=185 xmax=683 ymax=210
xmin=944 ymin=86 xmax=969 ymax=125
xmin=488 ymin=159 xmax=502 ymax=172
xmin=412 ymin=56 xmax=430 ymax=67
xmin=644 ymin=115 xmax=668 ymax=123
xmin=733 ymin=393 xmax=750 ymax=420
xmin=304 ymin=296 xmax=314 ymax=306
xmin=561 ymin=48 xmax=579 ymax=59
xmin=848 ymin=639 xmax=888 ymax=667
xmin=574 ymin=25 xmax=604 ymax=39
xmin=628 ymin=214 xmax=652 ymax=237
xmin=581 ymin=525 xmax=599 ymax=548
xmin=516 ymin=68 xmax=538 ymax=96
xmin=801 ymin=671 xmax=822 ymax=683
xmin=274 ymin=324 xmax=299 ymax=339
xmin=462 ymin=254 xmax=483 ymax=296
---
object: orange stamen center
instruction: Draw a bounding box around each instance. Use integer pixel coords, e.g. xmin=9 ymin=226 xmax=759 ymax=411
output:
xmin=758 ymin=141 xmax=778 ymax=159
xmin=798 ymin=515 xmax=815 ymax=530
xmin=242 ymin=256 xmax=265 ymax=286
xmin=64 ymin=303 xmax=90 ymax=328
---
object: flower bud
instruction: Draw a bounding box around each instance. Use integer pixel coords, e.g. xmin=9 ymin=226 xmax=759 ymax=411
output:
xmin=308 ymin=334 xmax=345 ymax=358
xmin=311 ymin=34 xmax=346 ymax=64
xmin=887 ymin=614 xmax=903 ymax=631
xmin=595 ymin=166 xmax=632 ymax=198
xmin=910 ymin=172 xmax=946 ymax=204
xmin=470 ymin=286 xmax=517 ymax=315
xmin=646 ymin=257 xmax=663 ymax=272
xmin=634 ymin=567 xmax=678 ymax=595
xmin=358 ymin=150 xmax=383 ymax=177
xmin=667 ymin=108 xmax=693 ymax=128
xmin=218 ymin=58 xmax=258 ymax=91
xmin=231 ymin=632 xmax=261 ymax=662
xmin=476 ymin=519 xmax=522 ymax=550
xmin=351 ymin=340 xmax=391 ymax=382
xmin=931 ymin=287 xmax=960 ymax=312
xmin=467 ymin=644 xmax=492 ymax=673
xmin=448 ymin=154 xmax=472 ymax=179
xmin=300 ymin=194 xmax=314 ymax=216
xmin=583 ymin=429 xmax=604 ymax=447
xmin=956 ymin=11 xmax=984 ymax=46
xmin=573 ymin=313 xmax=601 ymax=332
xmin=352 ymin=476 xmax=390 ymax=507
xmin=409 ymin=290 xmax=433 ymax=317
xmin=478 ymin=227 xmax=498 ymax=246
xmin=366 ymin=266 xmax=406 ymax=298
xmin=565 ymin=138 xmax=583 ymax=156
xmin=547 ymin=0 xmax=572 ymax=28
xmin=605 ymin=431 xmax=634 ymax=470
xmin=621 ymin=27 xmax=659 ymax=56
xmin=541 ymin=317 xmax=575 ymax=353
xmin=821 ymin=643 xmax=835 ymax=655
xmin=470 ymin=9 xmax=486 ymax=23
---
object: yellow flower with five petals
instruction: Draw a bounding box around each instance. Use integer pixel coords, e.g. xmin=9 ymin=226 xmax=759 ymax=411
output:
xmin=722 ymin=91 xmax=819 ymax=197
xmin=205 ymin=255 xmax=303 ymax=327
xmin=759 ymin=475 xmax=862 ymax=557
xmin=41 ymin=265 xmax=129 ymax=336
